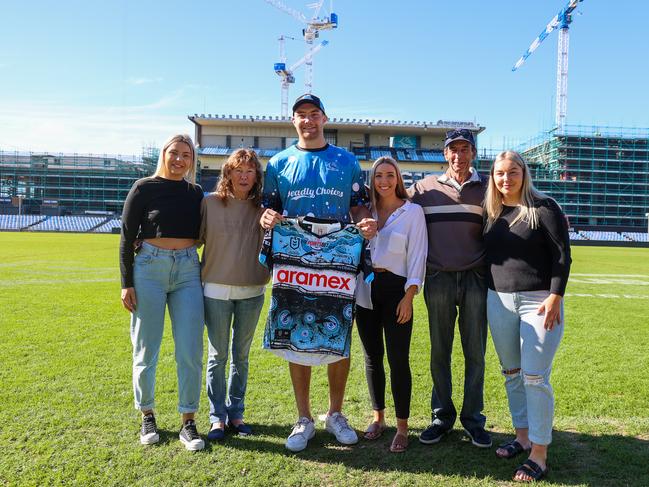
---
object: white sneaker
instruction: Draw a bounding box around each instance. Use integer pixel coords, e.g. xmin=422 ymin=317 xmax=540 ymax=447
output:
xmin=325 ymin=412 xmax=358 ymax=445
xmin=285 ymin=417 xmax=315 ymax=452
xmin=140 ymin=413 xmax=159 ymax=445
xmin=179 ymin=419 xmax=205 ymax=451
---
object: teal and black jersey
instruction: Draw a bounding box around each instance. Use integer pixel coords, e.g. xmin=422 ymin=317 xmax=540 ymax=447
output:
xmin=259 ymin=217 xmax=373 ymax=365
xmin=262 ymin=144 xmax=368 ymax=222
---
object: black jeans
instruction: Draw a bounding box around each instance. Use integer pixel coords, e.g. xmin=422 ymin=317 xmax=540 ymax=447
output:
xmin=356 ymin=272 xmax=413 ymax=419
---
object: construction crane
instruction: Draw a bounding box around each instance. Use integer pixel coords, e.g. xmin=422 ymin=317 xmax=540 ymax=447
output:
xmin=265 ymin=0 xmax=337 ymax=94
xmin=275 ymin=38 xmax=329 ymax=118
xmin=512 ymin=0 xmax=584 ymax=131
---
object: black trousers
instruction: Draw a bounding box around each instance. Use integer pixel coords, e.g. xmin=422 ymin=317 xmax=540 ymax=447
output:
xmin=356 ymin=271 xmax=413 ymax=419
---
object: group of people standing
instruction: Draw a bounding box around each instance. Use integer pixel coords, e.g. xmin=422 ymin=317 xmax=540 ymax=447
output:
xmin=119 ymin=93 xmax=571 ymax=483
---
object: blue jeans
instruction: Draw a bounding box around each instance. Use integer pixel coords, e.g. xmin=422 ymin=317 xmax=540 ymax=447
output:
xmin=130 ymin=242 xmax=204 ymax=413
xmin=487 ymin=289 xmax=563 ymax=445
xmin=204 ymin=294 xmax=265 ymax=424
xmin=423 ymin=268 xmax=488 ymax=430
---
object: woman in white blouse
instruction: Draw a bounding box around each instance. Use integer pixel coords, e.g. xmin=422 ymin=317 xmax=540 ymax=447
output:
xmin=356 ymin=156 xmax=427 ymax=453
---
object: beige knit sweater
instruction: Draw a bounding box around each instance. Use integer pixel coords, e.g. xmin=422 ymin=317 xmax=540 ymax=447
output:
xmin=199 ymin=194 xmax=270 ymax=286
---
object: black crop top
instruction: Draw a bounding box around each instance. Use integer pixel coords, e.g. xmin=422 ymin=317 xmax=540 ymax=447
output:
xmin=119 ymin=176 xmax=204 ymax=287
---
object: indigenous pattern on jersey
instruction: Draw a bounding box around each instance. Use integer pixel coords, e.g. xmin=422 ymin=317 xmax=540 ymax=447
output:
xmin=259 ymin=218 xmax=373 ymax=365
xmin=262 ymin=144 xmax=368 ymax=223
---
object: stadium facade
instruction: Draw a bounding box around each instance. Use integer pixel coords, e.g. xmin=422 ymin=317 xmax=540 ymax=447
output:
xmin=189 ymin=113 xmax=484 ymax=191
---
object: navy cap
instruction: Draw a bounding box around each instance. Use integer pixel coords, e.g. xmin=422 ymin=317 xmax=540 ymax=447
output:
xmin=292 ymin=94 xmax=326 ymax=115
xmin=444 ymin=129 xmax=476 ymax=148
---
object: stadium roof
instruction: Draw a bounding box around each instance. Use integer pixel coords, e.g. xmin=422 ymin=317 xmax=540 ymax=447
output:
xmin=188 ymin=114 xmax=485 ymax=135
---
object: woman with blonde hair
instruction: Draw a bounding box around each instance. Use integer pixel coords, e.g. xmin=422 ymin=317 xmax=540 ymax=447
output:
xmin=200 ymin=148 xmax=269 ymax=441
xmin=355 ymin=156 xmax=427 ymax=452
xmin=120 ymin=134 xmax=205 ymax=450
xmin=483 ymin=150 xmax=571 ymax=482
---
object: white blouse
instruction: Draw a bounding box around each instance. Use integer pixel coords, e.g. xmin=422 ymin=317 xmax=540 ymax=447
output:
xmin=356 ymin=200 xmax=428 ymax=310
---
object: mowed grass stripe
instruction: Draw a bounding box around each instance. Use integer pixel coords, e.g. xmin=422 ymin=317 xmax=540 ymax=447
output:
xmin=1 ymin=233 xmax=648 ymax=486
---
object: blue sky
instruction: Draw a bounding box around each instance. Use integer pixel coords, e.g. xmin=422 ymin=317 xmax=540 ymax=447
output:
xmin=1 ymin=0 xmax=648 ymax=155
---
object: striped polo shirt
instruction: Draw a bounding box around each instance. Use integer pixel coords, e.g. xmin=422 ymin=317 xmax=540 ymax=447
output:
xmin=408 ymin=168 xmax=487 ymax=273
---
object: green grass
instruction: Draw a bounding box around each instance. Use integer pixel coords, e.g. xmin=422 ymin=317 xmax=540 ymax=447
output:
xmin=1 ymin=233 xmax=648 ymax=486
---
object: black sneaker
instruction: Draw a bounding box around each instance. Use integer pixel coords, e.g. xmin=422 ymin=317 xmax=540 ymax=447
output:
xmin=463 ymin=427 xmax=492 ymax=448
xmin=179 ymin=419 xmax=205 ymax=451
xmin=419 ymin=424 xmax=450 ymax=444
xmin=140 ymin=413 xmax=159 ymax=445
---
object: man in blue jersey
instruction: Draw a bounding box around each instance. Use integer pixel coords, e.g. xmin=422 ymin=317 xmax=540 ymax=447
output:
xmin=260 ymin=94 xmax=377 ymax=452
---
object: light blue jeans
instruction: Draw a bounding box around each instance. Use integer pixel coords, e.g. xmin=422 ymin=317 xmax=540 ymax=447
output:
xmin=204 ymin=294 xmax=265 ymax=424
xmin=130 ymin=242 xmax=204 ymax=413
xmin=487 ymin=289 xmax=564 ymax=445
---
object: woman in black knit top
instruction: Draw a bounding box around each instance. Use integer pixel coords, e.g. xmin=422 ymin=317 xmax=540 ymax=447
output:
xmin=119 ymin=134 xmax=205 ymax=451
xmin=483 ymin=151 xmax=571 ymax=482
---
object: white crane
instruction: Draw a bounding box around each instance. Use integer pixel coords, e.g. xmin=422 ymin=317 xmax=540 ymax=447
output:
xmin=275 ymin=38 xmax=329 ymax=118
xmin=512 ymin=0 xmax=584 ymax=131
xmin=265 ymin=0 xmax=337 ymax=94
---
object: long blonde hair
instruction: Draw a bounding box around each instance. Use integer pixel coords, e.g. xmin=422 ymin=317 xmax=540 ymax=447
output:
xmin=484 ymin=150 xmax=548 ymax=231
xmin=153 ymin=134 xmax=197 ymax=184
xmin=369 ymin=156 xmax=409 ymax=210
xmin=215 ymin=149 xmax=263 ymax=207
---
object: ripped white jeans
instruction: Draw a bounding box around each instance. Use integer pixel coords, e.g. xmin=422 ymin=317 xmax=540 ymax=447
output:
xmin=487 ymin=289 xmax=564 ymax=445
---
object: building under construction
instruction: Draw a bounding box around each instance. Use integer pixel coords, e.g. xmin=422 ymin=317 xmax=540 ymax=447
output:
xmin=0 ymin=150 xmax=157 ymax=216
xmin=518 ymin=125 xmax=649 ymax=230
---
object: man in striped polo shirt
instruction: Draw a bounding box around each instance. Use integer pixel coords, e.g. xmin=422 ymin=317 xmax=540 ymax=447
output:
xmin=408 ymin=129 xmax=492 ymax=448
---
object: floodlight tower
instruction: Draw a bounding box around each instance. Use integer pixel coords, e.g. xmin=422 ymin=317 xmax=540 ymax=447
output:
xmin=265 ymin=0 xmax=338 ymax=93
xmin=512 ymin=0 xmax=584 ymax=131
xmin=274 ymin=39 xmax=329 ymax=118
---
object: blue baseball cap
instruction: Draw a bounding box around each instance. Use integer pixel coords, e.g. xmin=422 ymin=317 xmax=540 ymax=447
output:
xmin=292 ymin=94 xmax=326 ymax=115
xmin=444 ymin=129 xmax=476 ymax=148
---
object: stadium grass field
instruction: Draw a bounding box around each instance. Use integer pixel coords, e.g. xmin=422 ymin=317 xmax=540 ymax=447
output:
xmin=0 ymin=232 xmax=647 ymax=487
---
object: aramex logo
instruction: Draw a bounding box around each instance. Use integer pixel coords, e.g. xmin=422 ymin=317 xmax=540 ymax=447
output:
xmin=276 ymin=268 xmax=351 ymax=290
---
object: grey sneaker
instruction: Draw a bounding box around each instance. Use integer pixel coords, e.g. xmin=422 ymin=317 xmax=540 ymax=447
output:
xmin=324 ymin=412 xmax=358 ymax=445
xmin=285 ymin=417 xmax=315 ymax=452
xmin=179 ymin=419 xmax=205 ymax=451
xmin=140 ymin=413 xmax=159 ymax=445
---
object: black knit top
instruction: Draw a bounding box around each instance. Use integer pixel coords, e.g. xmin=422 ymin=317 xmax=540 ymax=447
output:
xmin=119 ymin=176 xmax=203 ymax=287
xmin=484 ymin=197 xmax=571 ymax=295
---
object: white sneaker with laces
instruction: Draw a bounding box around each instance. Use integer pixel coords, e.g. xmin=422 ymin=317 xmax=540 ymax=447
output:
xmin=325 ymin=412 xmax=358 ymax=445
xmin=140 ymin=413 xmax=159 ymax=445
xmin=179 ymin=419 xmax=205 ymax=451
xmin=285 ymin=417 xmax=315 ymax=452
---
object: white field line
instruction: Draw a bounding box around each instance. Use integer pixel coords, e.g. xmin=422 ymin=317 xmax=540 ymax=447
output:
xmin=1 ymin=278 xmax=114 ymax=286
xmin=565 ymin=293 xmax=647 ymax=299
xmin=571 ymin=273 xmax=649 ymax=277
xmin=570 ymin=278 xmax=649 ymax=285
xmin=569 ymin=273 xmax=649 ymax=286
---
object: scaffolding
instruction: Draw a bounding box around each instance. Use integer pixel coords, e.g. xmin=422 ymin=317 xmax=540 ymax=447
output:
xmin=0 ymin=150 xmax=157 ymax=215
xmin=519 ymin=125 xmax=649 ymax=229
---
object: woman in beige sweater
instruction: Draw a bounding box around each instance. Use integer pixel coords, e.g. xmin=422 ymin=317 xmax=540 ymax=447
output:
xmin=199 ymin=149 xmax=269 ymax=441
